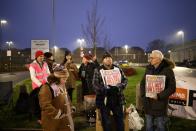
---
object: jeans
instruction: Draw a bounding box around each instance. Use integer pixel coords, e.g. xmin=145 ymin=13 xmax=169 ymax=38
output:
xmin=145 ymin=114 xmax=167 ymax=131
xmin=100 ymin=105 xmax=124 ymax=131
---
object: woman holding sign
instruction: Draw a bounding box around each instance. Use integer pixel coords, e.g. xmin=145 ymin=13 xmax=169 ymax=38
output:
xmin=140 ymin=50 xmax=176 ymax=131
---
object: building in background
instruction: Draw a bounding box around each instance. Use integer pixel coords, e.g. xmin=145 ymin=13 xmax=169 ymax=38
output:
xmin=170 ymin=40 xmax=196 ymax=64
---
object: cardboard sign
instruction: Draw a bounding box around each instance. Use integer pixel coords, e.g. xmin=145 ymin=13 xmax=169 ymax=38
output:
xmin=100 ymin=68 xmax=121 ymax=86
xmin=145 ymin=75 xmax=166 ymax=98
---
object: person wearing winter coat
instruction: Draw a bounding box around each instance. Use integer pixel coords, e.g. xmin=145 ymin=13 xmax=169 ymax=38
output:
xmin=44 ymin=52 xmax=55 ymax=73
xmin=29 ymin=50 xmax=50 ymax=123
xmin=140 ymin=50 xmax=176 ymax=131
xmin=61 ymin=50 xmax=79 ymax=101
xmin=78 ymin=53 xmax=99 ymax=97
xmin=93 ymin=52 xmax=128 ymax=131
xmin=39 ymin=65 xmax=74 ymax=131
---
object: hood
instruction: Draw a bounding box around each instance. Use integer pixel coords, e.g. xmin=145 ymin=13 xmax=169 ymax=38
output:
xmin=162 ymin=58 xmax=175 ymax=69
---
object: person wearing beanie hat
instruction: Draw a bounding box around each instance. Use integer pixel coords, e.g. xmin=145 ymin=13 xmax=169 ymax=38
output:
xmin=102 ymin=51 xmax=112 ymax=60
xmin=29 ymin=50 xmax=50 ymax=124
xmin=93 ymin=51 xmax=128 ymax=131
xmin=61 ymin=50 xmax=78 ymax=101
xmin=44 ymin=52 xmax=55 ymax=73
xmin=39 ymin=65 xmax=75 ymax=131
xmin=140 ymin=50 xmax=176 ymax=131
xmin=35 ymin=50 xmax=44 ymax=59
xmin=78 ymin=52 xmax=99 ymax=98
xmin=44 ymin=52 xmax=53 ymax=59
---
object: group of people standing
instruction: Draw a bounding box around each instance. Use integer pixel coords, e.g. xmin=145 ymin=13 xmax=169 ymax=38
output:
xmin=29 ymin=50 xmax=77 ymax=131
xmin=29 ymin=49 xmax=176 ymax=131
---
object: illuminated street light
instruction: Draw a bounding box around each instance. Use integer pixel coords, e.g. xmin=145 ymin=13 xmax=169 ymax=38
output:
xmin=124 ymin=44 xmax=128 ymax=60
xmin=0 ymin=19 xmax=8 ymax=25
xmin=77 ymin=38 xmax=86 ymax=57
xmin=53 ymin=45 xmax=58 ymax=59
xmin=6 ymin=41 xmax=13 ymax=73
xmin=0 ymin=19 xmax=8 ymax=72
xmin=0 ymin=19 xmax=8 ymax=45
xmin=176 ymin=30 xmax=185 ymax=61
xmin=6 ymin=41 xmax=13 ymax=49
xmin=168 ymin=50 xmax=171 ymax=59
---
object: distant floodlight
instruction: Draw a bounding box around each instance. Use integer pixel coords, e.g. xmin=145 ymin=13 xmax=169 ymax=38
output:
xmin=177 ymin=30 xmax=184 ymax=36
xmin=176 ymin=30 xmax=185 ymax=61
xmin=0 ymin=19 xmax=7 ymax=24
xmin=53 ymin=45 xmax=58 ymax=50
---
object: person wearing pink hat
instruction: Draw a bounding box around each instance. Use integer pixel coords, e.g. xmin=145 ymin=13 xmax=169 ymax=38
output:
xmin=29 ymin=50 xmax=50 ymax=124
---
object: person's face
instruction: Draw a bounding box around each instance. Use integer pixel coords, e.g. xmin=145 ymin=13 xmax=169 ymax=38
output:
xmin=103 ymin=57 xmax=113 ymax=66
xmin=82 ymin=57 xmax=88 ymax=64
xmin=37 ymin=55 xmax=44 ymax=62
xmin=149 ymin=54 xmax=161 ymax=66
xmin=66 ymin=54 xmax=72 ymax=60
xmin=49 ymin=56 xmax=54 ymax=61
xmin=60 ymin=77 xmax=68 ymax=84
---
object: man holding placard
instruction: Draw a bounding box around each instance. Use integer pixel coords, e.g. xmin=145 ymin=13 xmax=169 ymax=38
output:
xmin=140 ymin=50 xmax=176 ymax=131
xmin=93 ymin=52 xmax=128 ymax=131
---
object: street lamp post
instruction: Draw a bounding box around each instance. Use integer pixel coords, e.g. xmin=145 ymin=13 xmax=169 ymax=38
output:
xmin=124 ymin=45 xmax=128 ymax=60
xmin=177 ymin=30 xmax=185 ymax=62
xmin=6 ymin=41 xmax=13 ymax=73
xmin=53 ymin=45 xmax=58 ymax=60
xmin=77 ymin=38 xmax=85 ymax=57
xmin=0 ymin=20 xmax=7 ymax=48
xmin=168 ymin=50 xmax=171 ymax=60
xmin=0 ymin=19 xmax=8 ymax=72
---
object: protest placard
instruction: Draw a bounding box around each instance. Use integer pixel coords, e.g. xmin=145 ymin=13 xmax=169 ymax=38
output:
xmin=145 ymin=75 xmax=166 ymax=98
xmin=100 ymin=69 xmax=121 ymax=86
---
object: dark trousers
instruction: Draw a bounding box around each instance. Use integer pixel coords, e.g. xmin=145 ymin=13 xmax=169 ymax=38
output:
xmin=67 ymin=88 xmax=74 ymax=101
xmin=29 ymin=88 xmax=41 ymax=120
xmin=100 ymin=104 xmax=124 ymax=131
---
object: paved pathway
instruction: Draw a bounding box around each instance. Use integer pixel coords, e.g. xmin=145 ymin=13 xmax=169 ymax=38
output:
xmin=0 ymin=71 xmax=30 ymax=85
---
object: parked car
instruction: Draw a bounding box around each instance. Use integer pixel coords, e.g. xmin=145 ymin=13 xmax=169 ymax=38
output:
xmin=118 ymin=60 xmax=129 ymax=67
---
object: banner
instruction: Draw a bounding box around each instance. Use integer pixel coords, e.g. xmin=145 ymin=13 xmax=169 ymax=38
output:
xmin=100 ymin=68 xmax=121 ymax=86
xmin=145 ymin=75 xmax=166 ymax=98
xmin=168 ymin=87 xmax=196 ymax=120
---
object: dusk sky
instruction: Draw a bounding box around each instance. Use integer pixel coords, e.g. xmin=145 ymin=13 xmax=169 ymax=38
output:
xmin=0 ymin=0 xmax=196 ymax=51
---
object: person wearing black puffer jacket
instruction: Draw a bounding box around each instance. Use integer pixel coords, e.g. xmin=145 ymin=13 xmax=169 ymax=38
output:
xmin=140 ymin=50 xmax=176 ymax=131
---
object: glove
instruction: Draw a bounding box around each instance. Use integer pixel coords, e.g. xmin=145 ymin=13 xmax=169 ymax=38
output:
xmin=109 ymin=86 xmax=120 ymax=94
xmin=105 ymin=86 xmax=120 ymax=95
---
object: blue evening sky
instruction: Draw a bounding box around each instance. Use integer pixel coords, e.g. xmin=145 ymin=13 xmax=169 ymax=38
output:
xmin=0 ymin=0 xmax=196 ymax=51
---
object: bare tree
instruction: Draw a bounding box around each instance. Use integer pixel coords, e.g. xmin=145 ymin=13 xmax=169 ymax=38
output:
xmin=82 ymin=0 xmax=104 ymax=55
xmin=146 ymin=39 xmax=166 ymax=53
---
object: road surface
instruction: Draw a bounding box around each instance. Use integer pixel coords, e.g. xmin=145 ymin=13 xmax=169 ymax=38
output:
xmin=0 ymin=71 xmax=30 ymax=85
